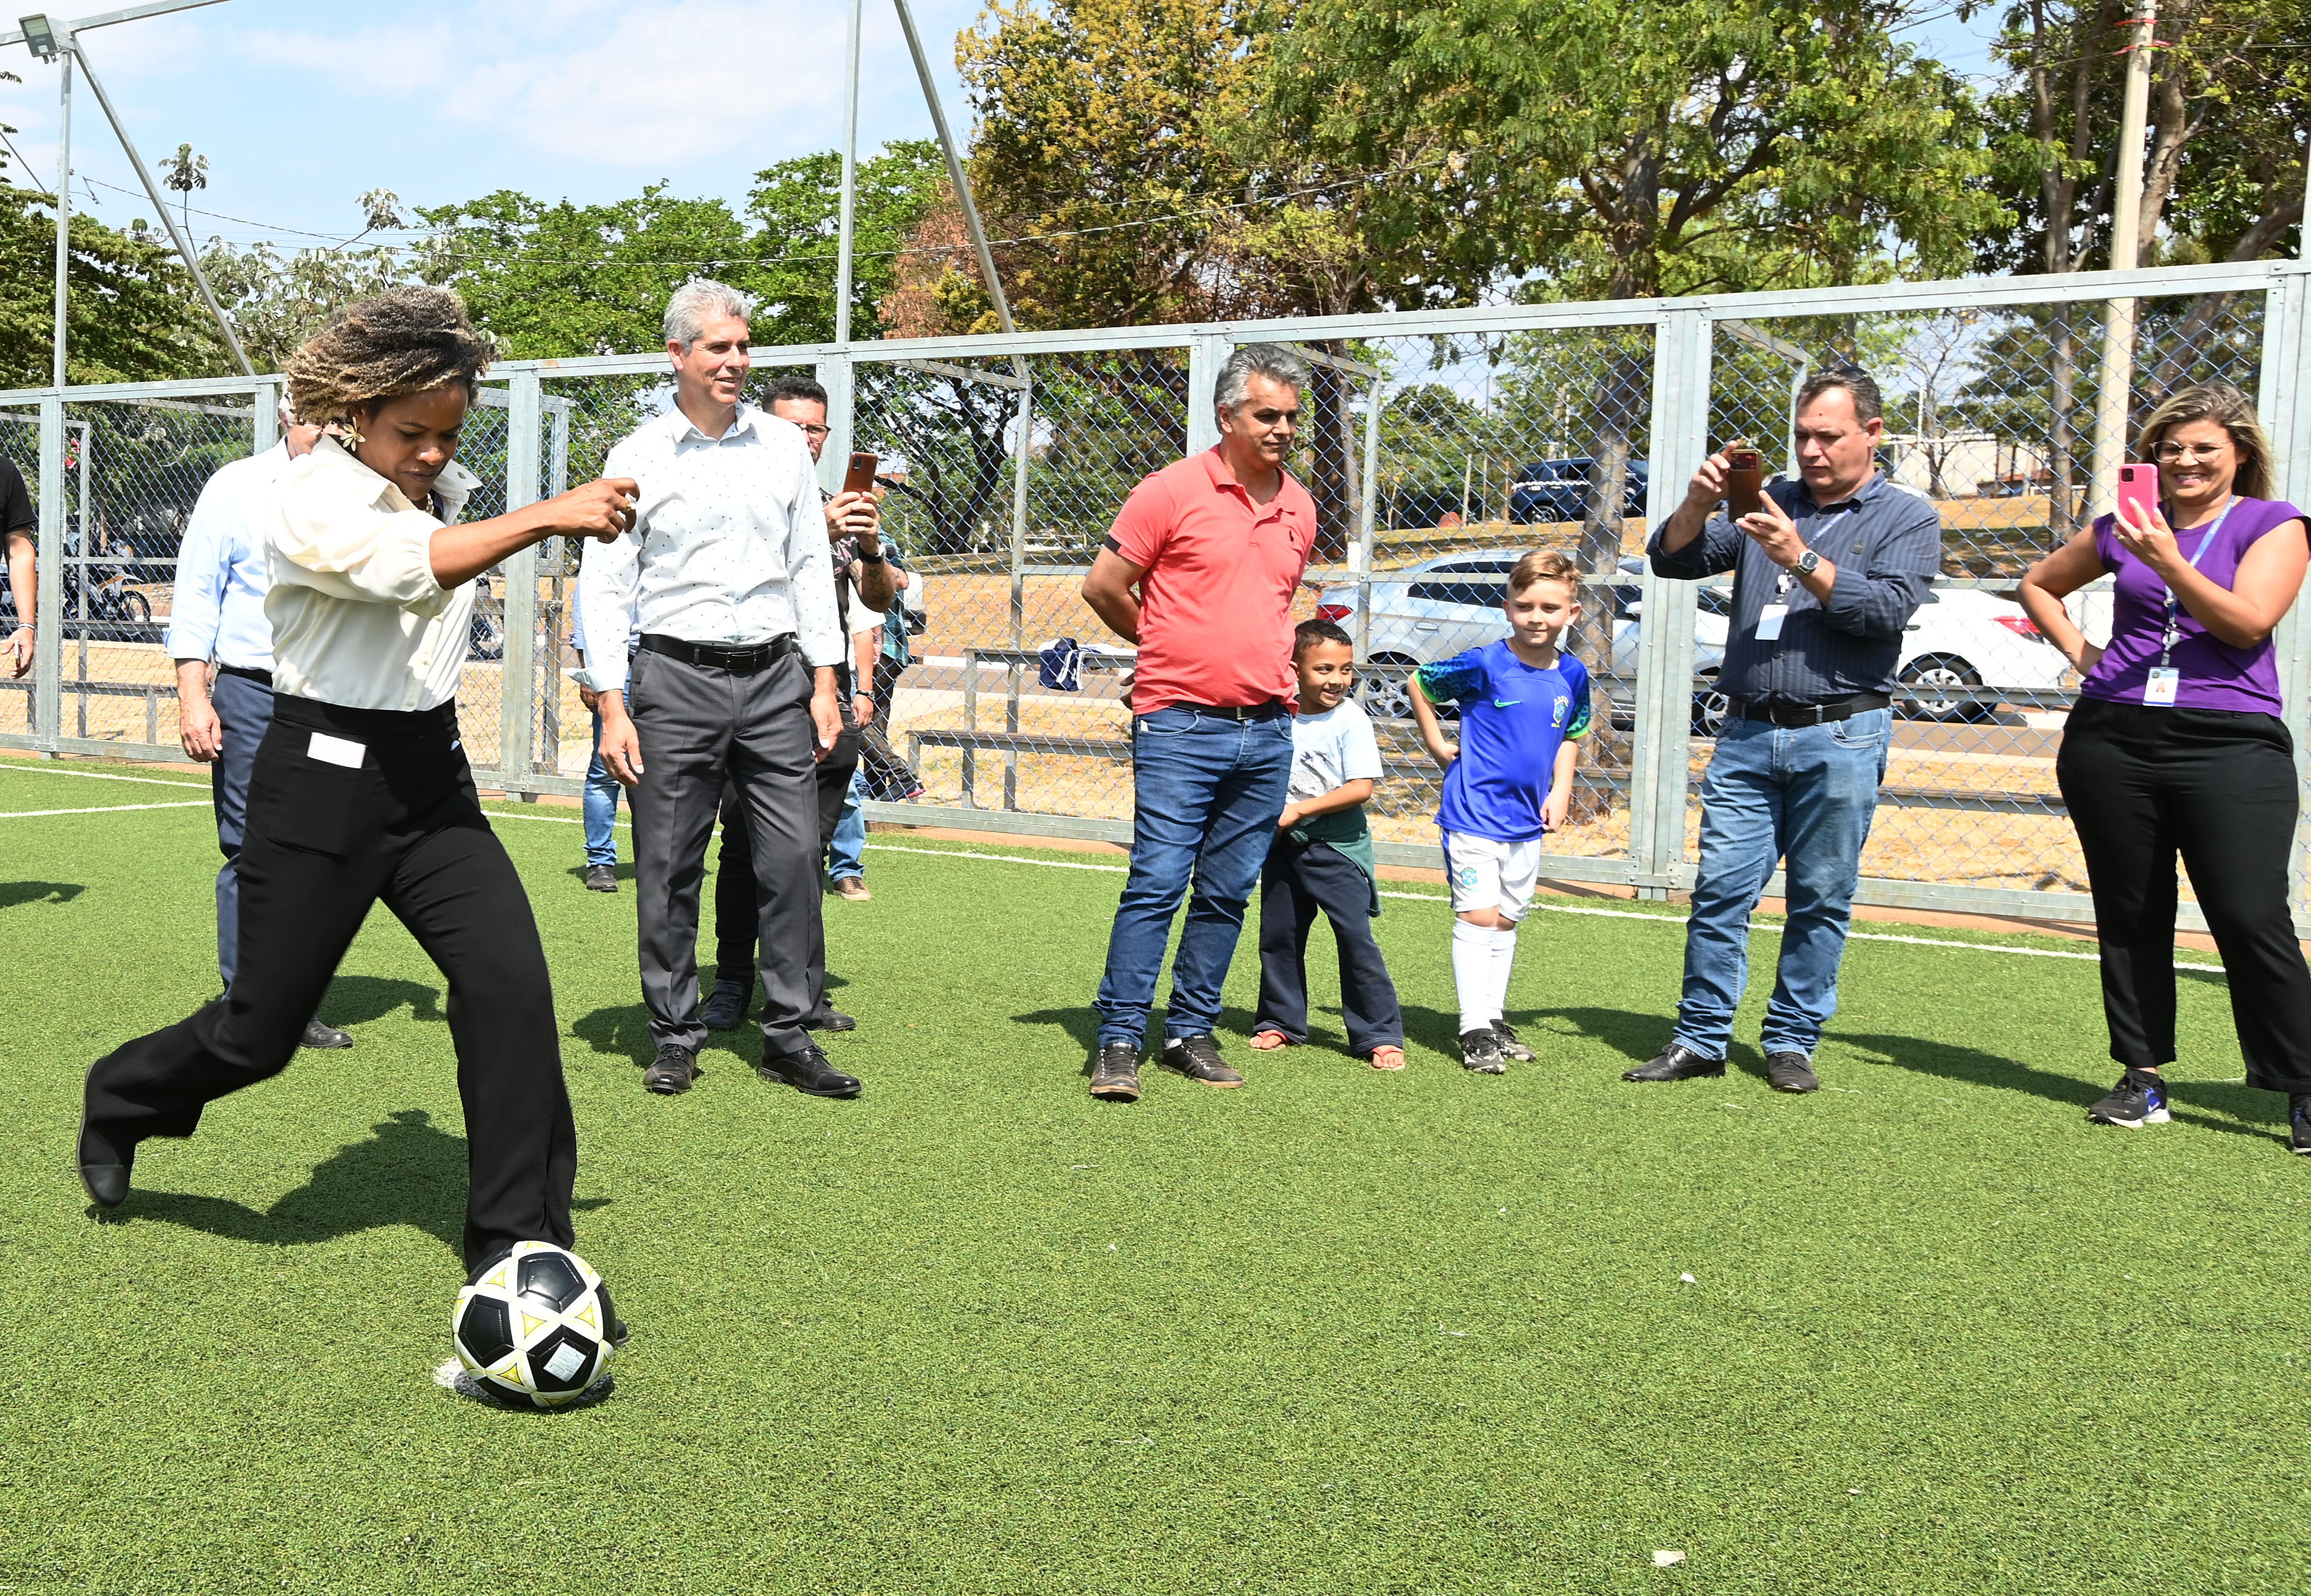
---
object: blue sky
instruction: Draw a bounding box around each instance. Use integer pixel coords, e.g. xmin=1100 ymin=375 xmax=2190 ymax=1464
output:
xmin=0 ymin=1 xmax=2005 ymax=256
xmin=0 ymin=0 xmax=987 ymax=249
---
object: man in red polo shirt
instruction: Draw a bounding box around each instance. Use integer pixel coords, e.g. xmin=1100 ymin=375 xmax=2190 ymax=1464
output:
xmin=1079 ymin=344 xmax=1318 ymax=1101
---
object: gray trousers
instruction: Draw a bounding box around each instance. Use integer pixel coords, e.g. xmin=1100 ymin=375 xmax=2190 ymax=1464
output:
xmin=628 ymin=646 xmax=822 ymax=1054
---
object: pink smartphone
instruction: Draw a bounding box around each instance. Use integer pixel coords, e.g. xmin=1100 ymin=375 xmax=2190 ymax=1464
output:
xmin=2115 ymin=463 xmax=2159 ymax=530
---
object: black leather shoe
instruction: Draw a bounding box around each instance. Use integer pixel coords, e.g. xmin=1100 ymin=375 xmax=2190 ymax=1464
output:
xmin=1089 ymin=1042 xmax=1142 ymax=1102
xmin=802 ymin=1008 xmax=858 ymax=1034
xmin=1623 ymin=1043 xmax=1726 ymax=1083
xmin=759 ymin=1040 xmax=862 ymax=1098
xmin=301 ymin=1018 xmax=353 ymax=1050
xmin=643 ymin=1043 xmax=697 ymax=1095
xmin=1159 ymin=1033 xmax=1244 ymax=1087
xmin=583 ymin=864 xmax=618 ymax=893
xmin=700 ymin=980 xmax=751 ymax=1032
xmin=76 ymin=1102 xmax=133 ymax=1208
xmin=1765 ymin=1051 xmax=1821 ymax=1094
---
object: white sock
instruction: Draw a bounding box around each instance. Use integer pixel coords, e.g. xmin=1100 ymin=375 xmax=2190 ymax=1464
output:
xmin=1453 ymin=919 xmax=1497 ymax=1033
xmin=1489 ymin=924 xmax=1519 ymax=1027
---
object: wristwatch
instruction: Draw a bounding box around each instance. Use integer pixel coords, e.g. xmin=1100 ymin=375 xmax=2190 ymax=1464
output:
xmin=856 ymin=544 xmax=886 ymax=565
xmin=1793 ymin=549 xmax=1822 ymax=577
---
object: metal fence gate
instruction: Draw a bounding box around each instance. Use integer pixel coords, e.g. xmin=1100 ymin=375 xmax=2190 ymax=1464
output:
xmin=2 ymin=256 xmax=2306 ymax=934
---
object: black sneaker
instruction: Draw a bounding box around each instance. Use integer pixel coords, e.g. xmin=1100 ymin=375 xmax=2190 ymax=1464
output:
xmin=584 ymin=864 xmax=617 ymax=893
xmin=1491 ymin=1021 xmax=1535 ymax=1063
xmin=2086 ymin=1068 xmax=2170 ymax=1129
xmin=1089 ymin=1043 xmax=1141 ymax=1103
xmin=642 ymin=1043 xmax=697 ymax=1095
xmin=1159 ymin=1034 xmax=1244 ymax=1087
xmin=1460 ymin=1028 xmax=1505 ymax=1074
xmin=2290 ymin=1095 xmax=2311 ymax=1156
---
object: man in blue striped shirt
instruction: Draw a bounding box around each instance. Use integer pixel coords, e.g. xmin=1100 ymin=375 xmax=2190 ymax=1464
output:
xmin=168 ymin=402 xmax=352 ymax=1050
xmin=1631 ymin=369 xmax=1940 ymax=1094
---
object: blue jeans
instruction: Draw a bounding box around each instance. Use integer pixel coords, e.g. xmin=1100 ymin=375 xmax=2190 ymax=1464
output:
xmin=1095 ymin=705 xmax=1295 ymax=1047
xmin=1672 ymin=707 xmax=1891 ymax=1060
xmin=827 ymin=767 xmax=868 ymax=881
xmin=209 ymin=668 xmax=276 ymax=989
xmin=582 ymin=706 xmax=622 ymax=868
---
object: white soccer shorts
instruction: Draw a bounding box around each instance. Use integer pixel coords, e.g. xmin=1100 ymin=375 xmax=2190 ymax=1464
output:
xmin=1443 ymin=832 xmax=1543 ymax=920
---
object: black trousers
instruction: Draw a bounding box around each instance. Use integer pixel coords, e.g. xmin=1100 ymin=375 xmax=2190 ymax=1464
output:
xmin=1254 ymin=836 xmax=1404 ymax=1055
xmin=83 ymin=695 xmax=576 ymax=1272
xmin=630 ymin=647 xmax=824 ymax=1052
xmin=712 ymin=671 xmax=860 ymax=1013
xmin=2056 ymin=696 xmax=2311 ymax=1092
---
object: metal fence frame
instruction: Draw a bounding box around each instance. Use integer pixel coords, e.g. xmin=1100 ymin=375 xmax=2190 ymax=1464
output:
xmin=2 ymin=254 xmax=2306 ymax=934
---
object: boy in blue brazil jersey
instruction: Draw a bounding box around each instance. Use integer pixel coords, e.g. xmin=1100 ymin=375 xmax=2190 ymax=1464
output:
xmin=1410 ymin=550 xmax=1590 ymax=1072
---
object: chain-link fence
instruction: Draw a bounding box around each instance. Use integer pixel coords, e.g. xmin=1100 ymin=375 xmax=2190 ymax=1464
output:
xmin=1 ymin=257 xmax=2305 ymax=932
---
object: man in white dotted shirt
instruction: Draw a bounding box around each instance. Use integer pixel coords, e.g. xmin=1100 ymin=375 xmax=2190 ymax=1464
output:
xmin=580 ymin=279 xmax=860 ymax=1101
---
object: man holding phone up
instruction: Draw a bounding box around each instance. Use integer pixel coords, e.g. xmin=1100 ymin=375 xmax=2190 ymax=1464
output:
xmin=1631 ymin=369 xmax=1940 ymax=1094
xmin=581 ymin=281 xmax=863 ymax=1101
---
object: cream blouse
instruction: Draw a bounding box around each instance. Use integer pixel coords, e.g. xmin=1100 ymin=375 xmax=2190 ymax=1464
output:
xmin=265 ymin=434 xmax=482 ymax=712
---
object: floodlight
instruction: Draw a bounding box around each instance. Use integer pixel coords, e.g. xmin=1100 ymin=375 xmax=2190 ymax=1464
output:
xmin=18 ymin=14 xmax=59 ymax=59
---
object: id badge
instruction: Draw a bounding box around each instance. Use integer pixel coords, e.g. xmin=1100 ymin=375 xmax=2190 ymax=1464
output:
xmin=307 ymin=731 xmax=366 ymax=768
xmin=2143 ymin=667 xmax=2180 ymax=707
xmin=1755 ymin=604 xmax=1788 ymax=641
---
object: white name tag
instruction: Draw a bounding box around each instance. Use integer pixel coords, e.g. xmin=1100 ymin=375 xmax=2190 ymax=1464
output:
xmin=307 ymin=731 xmax=366 ymax=768
xmin=2143 ymin=667 xmax=2180 ymax=706
xmin=1755 ymin=604 xmax=1788 ymax=641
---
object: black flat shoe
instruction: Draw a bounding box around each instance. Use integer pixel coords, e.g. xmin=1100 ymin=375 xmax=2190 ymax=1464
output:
xmin=76 ymin=1101 xmax=132 ymax=1208
xmin=699 ymin=980 xmax=751 ymax=1033
xmin=802 ymin=1008 xmax=857 ymax=1034
xmin=1089 ymin=1042 xmax=1142 ymax=1103
xmin=301 ymin=1018 xmax=353 ymax=1050
xmin=1623 ymin=1043 xmax=1726 ymax=1083
xmin=1765 ymin=1052 xmax=1820 ymax=1093
xmin=643 ymin=1043 xmax=698 ymax=1095
xmin=758 ymin=1040 xmax=862 ymax=1099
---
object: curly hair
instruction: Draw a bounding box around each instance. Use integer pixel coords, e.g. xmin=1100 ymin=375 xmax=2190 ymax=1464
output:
xmin=284 ymin=287 xmax=495 ymax=426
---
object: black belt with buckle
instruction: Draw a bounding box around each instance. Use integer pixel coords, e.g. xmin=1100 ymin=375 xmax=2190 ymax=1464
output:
xmin=639 ymin=632 xmax=799 ymax=674
xmin=1175 ymin=700 xmax=1289 ymax=722
xmin=1732 ymin=692 xmax=1890 ymax=728
xmin=215 ymin=664 xmax=273 ymax=687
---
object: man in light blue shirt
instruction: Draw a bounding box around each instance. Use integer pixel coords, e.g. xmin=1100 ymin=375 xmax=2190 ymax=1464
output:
xmin=167 ymin=403 xmax=350 ymax=1051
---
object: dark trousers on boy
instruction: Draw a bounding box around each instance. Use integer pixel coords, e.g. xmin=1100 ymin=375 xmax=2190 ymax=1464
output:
xmin=1254 ymin=836 xmax=1403 ymax=1055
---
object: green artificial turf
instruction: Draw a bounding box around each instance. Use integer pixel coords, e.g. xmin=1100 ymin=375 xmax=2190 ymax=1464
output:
xmin=0 ymin=758 xmax=2302 ymax=1594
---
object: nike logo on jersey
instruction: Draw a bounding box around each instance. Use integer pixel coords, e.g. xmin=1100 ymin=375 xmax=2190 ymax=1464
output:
xmin=1493 ymin=699 xmax=1520 ymax=709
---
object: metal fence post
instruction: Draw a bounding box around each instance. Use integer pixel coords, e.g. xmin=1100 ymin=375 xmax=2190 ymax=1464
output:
xmin=497 ymin=371 xmax=543 ymax=794
xmin=2258 ymin=264 xmax=2311 ymax=925
xmin=1010 ymin=369 xmax=1033 ymax=650
xmin=817 ymin=356 xmax=856 ymax=496
xmin=1354 ymin=371 xmax=1381 ymax=661
xmin=1627 ymin=307 xmax=1712 ymax=899
xmin=252 ymin=379 xmax=278 ymax=453
xmin=33 ymin=394 xmax=62 ymax=753
xmin=1185 ymin=332 xmax=1229 ymax=455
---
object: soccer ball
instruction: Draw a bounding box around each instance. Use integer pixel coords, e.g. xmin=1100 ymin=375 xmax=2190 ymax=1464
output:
xmin=451 ymin=1241 xmax=616 ymax=1409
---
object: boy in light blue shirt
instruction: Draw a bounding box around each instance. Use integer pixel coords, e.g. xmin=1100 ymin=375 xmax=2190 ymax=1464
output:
xmin=1249 ymin=619 xmax=1405 ymax=1070
xmin=1410 ymin=550 xmax=1590 ymax=1073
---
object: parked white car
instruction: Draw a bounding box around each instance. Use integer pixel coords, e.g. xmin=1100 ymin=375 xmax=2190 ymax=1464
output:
xmin=1317 ymin=553 xmax=2096 ymax=730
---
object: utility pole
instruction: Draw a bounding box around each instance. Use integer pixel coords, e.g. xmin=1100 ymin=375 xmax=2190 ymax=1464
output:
xmin=834 ymin=0 xmax=861 ymax=348
xmin=50 ymin=44 xmax=69 ymax=388
xmin=2089 ymin=0 xmax=2158 ymax=515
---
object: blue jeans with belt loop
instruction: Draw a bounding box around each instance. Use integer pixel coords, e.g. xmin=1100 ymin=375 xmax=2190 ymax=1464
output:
xmin=1095 ymin=704 xmax=1295 ymax=1048
xmin=1671 ymin=707 xmax=1891 ymax=1061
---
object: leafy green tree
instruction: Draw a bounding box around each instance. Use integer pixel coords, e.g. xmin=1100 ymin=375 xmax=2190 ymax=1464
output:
xmin=0 ymin=186 xmax=225 ymax=385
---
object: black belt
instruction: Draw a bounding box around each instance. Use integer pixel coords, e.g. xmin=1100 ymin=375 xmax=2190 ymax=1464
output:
xmin=1732 ymin=692 xmax=1889 ymax=728
xmin=1174 ymin=700 xmax=1289 ymax=722
xmin=216 ymin=664 xmax=272 ymax=687
xmin=638 ymin=632 xmax=798 ymax=674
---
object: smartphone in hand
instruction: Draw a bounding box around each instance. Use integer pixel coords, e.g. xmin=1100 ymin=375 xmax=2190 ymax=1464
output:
xmin=1725 ymin=444 xmax=1765 ymax=520
xmin=2115 ymin=463 xmax=2159 ymax=530
xmin=841 ymin=451 xmax=880 ymax=498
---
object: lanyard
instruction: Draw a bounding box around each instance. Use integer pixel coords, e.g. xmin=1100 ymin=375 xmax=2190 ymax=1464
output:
xmin=2156 ymin=495 xmax=2236 ymax=668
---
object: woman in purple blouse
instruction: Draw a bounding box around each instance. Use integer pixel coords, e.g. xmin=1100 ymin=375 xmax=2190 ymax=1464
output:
xmin=2020 ymin=382 xmax=2311 ymax=1146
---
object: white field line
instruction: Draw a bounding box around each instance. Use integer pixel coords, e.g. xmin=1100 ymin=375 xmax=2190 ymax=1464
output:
xmin=0 ymin=800 xmax=210 ymax=818
xmin=859 ymin=842 xmax=2227 ymax=974
xmin=0 ymin=761 xmax=211 ymax=791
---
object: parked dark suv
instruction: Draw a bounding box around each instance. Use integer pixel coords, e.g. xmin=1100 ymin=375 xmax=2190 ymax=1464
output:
xmin=1507 ymin=457 xmax=1650 ymax=524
